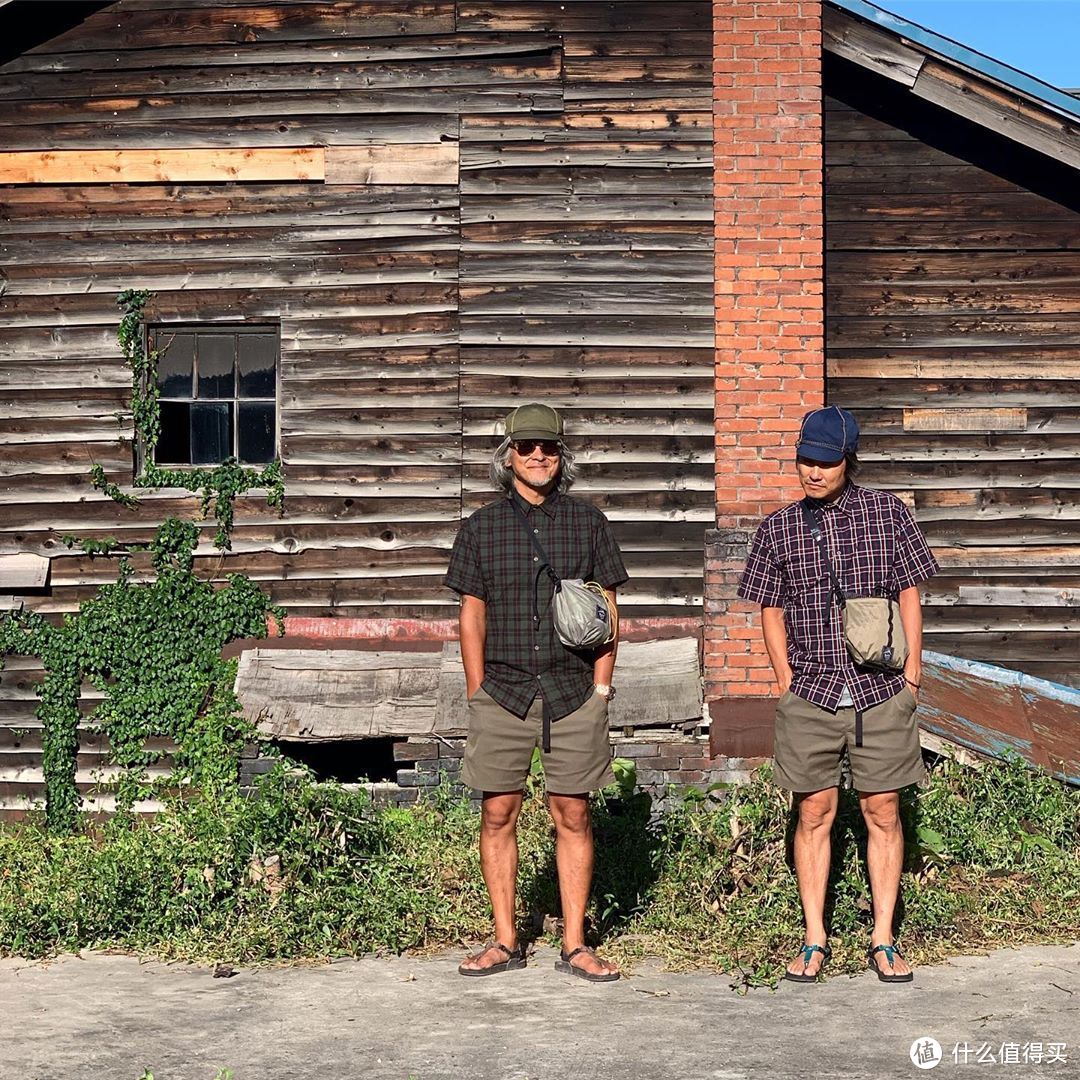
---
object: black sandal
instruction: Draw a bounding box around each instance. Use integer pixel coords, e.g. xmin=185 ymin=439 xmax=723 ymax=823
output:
xmin=868 ymin=943 xmax=913 ymax=983
xmin=554 ymin=945 xmax=620 ymax=983
xmin=457 ymin=941 xmax=527 ymax=977
xmin=783 ymin=943 xmax=830 ymax=983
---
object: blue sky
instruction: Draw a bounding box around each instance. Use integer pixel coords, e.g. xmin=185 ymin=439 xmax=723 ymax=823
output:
xmin=877 ymin=1 xmax=1080 ymax=88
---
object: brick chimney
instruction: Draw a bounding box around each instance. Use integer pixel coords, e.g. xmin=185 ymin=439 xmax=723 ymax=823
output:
xmin=707 ymin=1 xmax=825 ymax=755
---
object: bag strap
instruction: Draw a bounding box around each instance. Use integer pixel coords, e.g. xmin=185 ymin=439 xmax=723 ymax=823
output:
xmin=800 ymin=498 xmax=846 ymax=607
xmin=510 ymin=495 xmax=560 ymax=583
xmin=509 ymin=496 xmax=562 ymax=753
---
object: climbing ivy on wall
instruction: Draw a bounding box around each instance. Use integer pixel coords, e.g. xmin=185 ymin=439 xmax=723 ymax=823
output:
xmin=99 ymin=289 xmax=285 ymax=551
xmin=0 ymin=292 xmax=287 ymax=832
xmin=1 ymin=523 xmax=284 ymax=832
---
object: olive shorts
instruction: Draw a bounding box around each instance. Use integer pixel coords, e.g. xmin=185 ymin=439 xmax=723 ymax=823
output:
xmin=773 ymin=686 xmax=924 ymax=794
xmin=461 ymin=686 xmax=615 ymax=795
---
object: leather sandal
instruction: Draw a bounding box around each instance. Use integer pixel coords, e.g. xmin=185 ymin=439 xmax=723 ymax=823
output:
xmin=554 ymin=945 xmax=620 ymax=983
xmin=457 ymin=941 xmax=527 ymax=977
xmin=783 ymin=943 xmax=831 ymax=983
xmin=868 ymin=942 xmax=913 ymax=983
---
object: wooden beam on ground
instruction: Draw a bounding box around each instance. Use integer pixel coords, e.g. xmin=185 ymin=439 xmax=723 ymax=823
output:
xmin=325 ymin=143 xmax=459 ymax=185
xmin=436 ymin=637 xmax=703 ymax=734
xmin=236 ymin=648 xmax=447 ymax=740
xmin=0 ymin=148 xmax=325 ymax=184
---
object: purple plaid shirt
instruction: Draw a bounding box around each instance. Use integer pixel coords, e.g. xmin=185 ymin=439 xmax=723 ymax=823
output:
xmin=737 ymin=483 xmax=939 ymax=712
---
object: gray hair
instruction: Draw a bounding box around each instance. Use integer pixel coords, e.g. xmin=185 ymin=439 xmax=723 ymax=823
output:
xmin=490 ymin=436 xmax=578 ymax=494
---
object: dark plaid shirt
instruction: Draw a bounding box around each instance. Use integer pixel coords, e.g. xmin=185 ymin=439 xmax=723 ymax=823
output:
xmin=738 ymin=483 xmax=939 ymax=712
xmin=444 ymin=489 xmax=629 ymax=721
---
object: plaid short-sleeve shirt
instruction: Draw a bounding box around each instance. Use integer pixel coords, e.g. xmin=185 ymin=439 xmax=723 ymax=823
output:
xmin=444 ymin=489 xmax=629 ymax=721
xmin=737 ymin=483 xmax=939 ymax=712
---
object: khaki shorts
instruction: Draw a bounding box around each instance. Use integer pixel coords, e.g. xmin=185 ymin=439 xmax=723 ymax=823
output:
xmin=461 ymin=687 xmax=615 ymax=795
xmin=773 ymin=687 xmax=924 ymax=794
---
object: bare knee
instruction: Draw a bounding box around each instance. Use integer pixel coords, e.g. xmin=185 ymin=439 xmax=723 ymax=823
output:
xmin=860 ymin=792 xmax=902 ymax=835
xmin=796 ymin=789 xmax=838 ymax=832
xmin=481 ymin=793 xmax=522 ymax=834
xmin=548 ymin=795 xmax=591 ymax=837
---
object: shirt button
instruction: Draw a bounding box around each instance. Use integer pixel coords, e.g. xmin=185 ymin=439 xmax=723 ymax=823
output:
xmin=533 ymin=645 xmax=540 ymax=651
xmin=533 ymin=555 xmax=539 ymax=562
xmin=533 ymin=528 xmax=539 ymax=534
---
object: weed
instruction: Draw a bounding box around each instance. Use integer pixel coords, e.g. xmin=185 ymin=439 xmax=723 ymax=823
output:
xmin=0 ymin=754 xmax=1076 ymax=983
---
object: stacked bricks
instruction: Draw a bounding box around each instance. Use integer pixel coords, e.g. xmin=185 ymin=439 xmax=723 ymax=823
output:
xmin=243 ymin=737 xmax=768 ymax=811
xmin=708 ymin=1 xmax=826 ymax=734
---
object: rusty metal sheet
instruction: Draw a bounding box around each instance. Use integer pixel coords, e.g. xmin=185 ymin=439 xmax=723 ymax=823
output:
xmin=920 ymin=651 xmax=1080 ymax=785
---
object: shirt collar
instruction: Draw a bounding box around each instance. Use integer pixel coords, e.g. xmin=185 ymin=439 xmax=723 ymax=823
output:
xmin=809 ymin=481 xmax=857 ymax=516
xmin=510 ymin=487 xmax=559 ymax=518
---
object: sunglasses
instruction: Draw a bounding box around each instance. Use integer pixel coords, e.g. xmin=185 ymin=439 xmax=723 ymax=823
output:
xmin=511 ymin=440 xmax=562 ymax=457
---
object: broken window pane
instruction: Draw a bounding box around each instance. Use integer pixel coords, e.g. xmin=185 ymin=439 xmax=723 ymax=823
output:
xmin=156 ymin=402 xmax=191 ymax=464
xmin=238 ymin=334 xmax=276 ymax=398
xmin=238 ymin=401 xmax=275 ymax=464
xmin=190 ymin=402 xmax=232 ymax=465
xmin=197 ymin=335 xmax=234 ymax=399
xmin=155 ymin=333 xmax=194 ymax=398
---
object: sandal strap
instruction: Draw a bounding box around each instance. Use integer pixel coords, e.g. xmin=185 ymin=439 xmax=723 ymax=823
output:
xmin=471 ymin=941 xmax=515 ymax=961
xmin=870 ymin=943 xmax=901 ymax=968
xmin=562 ymin=945 xmax=595 ymax=964
xmin=798 ymin=943 xmax=827 ymax=971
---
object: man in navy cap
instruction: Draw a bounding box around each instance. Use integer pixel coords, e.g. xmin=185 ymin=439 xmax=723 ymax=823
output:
xmin=738 ymin=405 xmax=939 ymax=984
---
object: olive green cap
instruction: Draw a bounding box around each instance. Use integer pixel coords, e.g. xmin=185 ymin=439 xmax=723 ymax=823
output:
xmin=504 ymin=402 xmax=563 ymax=441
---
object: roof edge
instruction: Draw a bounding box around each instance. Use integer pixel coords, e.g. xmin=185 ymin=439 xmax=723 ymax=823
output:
xmin=827 ymin=0 xmax=1080 ymax=122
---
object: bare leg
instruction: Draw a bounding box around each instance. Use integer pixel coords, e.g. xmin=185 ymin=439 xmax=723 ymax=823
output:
xmin=548 ymin=792 xmax=617 ymax=977
xmin=459 ymin=790 xmax=524 ymax=972
xmin=787 ymin=786 xmax=838 ymax=977
xmin=860 ymin=789 xmax=912 ymax=977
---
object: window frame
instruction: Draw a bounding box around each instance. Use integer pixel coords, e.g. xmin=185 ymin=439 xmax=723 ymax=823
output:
xmin=139 ymin=322 xmax=280 ymax=473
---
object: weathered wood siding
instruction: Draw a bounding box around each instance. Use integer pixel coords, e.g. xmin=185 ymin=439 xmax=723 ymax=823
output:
xmin=0 ymin=1 xmax=713 ymax=805
xmin=826 ymin=56 xmax=1080 ymax=688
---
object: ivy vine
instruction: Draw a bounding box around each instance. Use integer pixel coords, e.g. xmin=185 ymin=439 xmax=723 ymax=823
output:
xmin=1 ymin=521 xmax=284 ymax=833
xmin=103 ymin=289 xmax=285 ymax=550
xmin=0 ymin=290 xmax=289 ymax=832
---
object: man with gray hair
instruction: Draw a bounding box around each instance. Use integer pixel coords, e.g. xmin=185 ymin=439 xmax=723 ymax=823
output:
xmin=445 ymin=402 xmax=628 ymax=982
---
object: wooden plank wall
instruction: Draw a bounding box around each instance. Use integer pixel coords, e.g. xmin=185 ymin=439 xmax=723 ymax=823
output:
xmin=825 ymin=56 xmax=1080 ymax=688
xmin=0 ymin=1 xmax=713 ymax=808
xmin=456 ymin=2 xmax=715 ymax=614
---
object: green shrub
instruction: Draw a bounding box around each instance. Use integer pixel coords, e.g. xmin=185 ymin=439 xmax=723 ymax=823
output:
xmin=1 ymin=754 xmax=1076 ymax=982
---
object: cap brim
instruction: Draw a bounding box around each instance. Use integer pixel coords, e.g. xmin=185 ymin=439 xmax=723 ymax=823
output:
xmin=796 ymin=441 xmax=846 ymax=464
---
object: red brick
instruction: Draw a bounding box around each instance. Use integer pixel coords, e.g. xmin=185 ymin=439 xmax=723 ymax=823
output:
xmin=710 ymin=0 xmax=824 ymax=709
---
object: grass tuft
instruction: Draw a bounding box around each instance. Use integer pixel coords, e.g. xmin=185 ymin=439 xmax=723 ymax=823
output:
xmin=1 ymin=755 xmax=1076 ymax=984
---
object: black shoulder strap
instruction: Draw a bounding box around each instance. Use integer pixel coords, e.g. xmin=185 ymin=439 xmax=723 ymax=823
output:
xmin=509 ymin=495 xmax=560 ymax=582
xmin=800 ymin=499 xmax=846 ymax=606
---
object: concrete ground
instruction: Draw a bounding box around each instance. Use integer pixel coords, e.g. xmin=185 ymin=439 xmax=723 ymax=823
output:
xmin=1 ymin=944 xmax=1077 ymax=1080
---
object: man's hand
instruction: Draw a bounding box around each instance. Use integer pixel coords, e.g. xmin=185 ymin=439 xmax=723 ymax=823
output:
xmin=898 ymin=585 xmax=924 ymax=703
xmin=904 ymin=661 xmax=922 ymax=702
xmin=761 ymin=606 xmax=792 ymax=697
xmin=460 ymin=594 xmax=487 ymax=699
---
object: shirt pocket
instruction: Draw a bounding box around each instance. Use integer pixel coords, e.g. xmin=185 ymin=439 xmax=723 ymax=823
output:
xmin=780 ymin=547 xmax=826 ymax=593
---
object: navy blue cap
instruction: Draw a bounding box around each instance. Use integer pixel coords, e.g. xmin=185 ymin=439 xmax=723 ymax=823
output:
xmin=795 ymin=406 xmax=859 ymax=464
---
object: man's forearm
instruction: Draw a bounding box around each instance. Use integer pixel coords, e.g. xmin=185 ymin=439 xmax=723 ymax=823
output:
xmin=898 ymin=585 xmax=923 ymax=692
xmin=592 ymin=592 xmax=617 ymax=685
xmin=761 ymin=606 xmax=792 ymax=694
xmin=460 ymin=596 xmax=487 ymax=697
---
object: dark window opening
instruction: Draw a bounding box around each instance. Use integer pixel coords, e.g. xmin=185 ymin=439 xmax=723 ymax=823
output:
xmin=148 ymin=326 xmax=278 ymax=466
xmin=282 ymin=738 xmax=400 ymax=784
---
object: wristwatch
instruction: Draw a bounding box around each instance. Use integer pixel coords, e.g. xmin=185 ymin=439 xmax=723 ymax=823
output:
xmin=594 ymin=683 xmax=616 ymax=701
